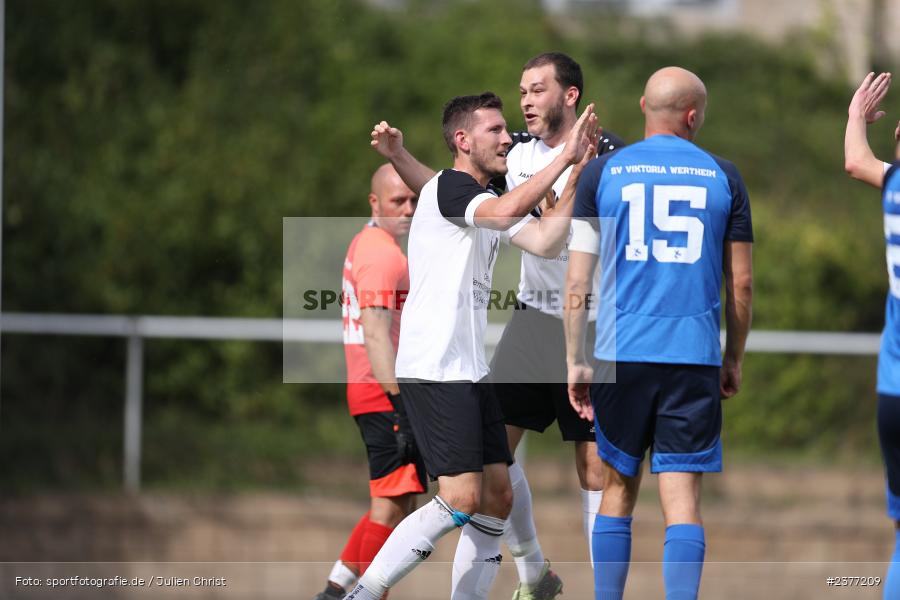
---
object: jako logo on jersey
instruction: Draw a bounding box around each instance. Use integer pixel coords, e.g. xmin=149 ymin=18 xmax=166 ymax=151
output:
xmin=485 ymin=554 xmax=503 ymax=564
xmin=411 ymin=548 xmax=432 ymax=560
xmin=518 ymin=172 xmax=533 ymax=179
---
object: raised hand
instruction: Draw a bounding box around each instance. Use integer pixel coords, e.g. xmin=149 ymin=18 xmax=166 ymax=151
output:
xmin=370 ymin=120 xmax=405 ymax=159
xmin=575 ymin=126 xmax=601 ymax=171
xmin=564 ymin=103 xmax=599 ymax=165
xmin=849 ymin=72 xmax=892 ymax=124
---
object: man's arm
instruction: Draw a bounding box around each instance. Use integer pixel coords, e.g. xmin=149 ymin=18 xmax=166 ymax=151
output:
xmin=844 ymin=72 xmax=892 ymax=189
xmin=359 ymin=307 xmax=399 ymax=395
xmin=721 ymin=241 xmax=753 ymax=399
xmin=473 ymin=105 xmax=597 ymax=230
xmin=564 ymin=248 xmax=598 ymax=421
xmin=508 ymin=130 xmax=598 ymax=257
xmin=371 ymin=121 xmax=436 ymax=194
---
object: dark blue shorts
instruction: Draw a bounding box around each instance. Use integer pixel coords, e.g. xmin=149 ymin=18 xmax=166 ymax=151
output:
xmin=590 ymin=361 xmax=722 ymax=478
xmin=878 ymin=394 xmax=900 ymax=520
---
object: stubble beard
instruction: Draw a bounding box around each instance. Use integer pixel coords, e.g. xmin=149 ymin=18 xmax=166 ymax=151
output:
xmin=542 ymin=98 xmax=566 ymax=141
xmin=472 ymin=148 xmax=507 ymax=181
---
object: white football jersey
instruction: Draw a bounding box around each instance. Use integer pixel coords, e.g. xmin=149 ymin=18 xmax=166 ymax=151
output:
xmin=395 ymin=169 xmax=527 ymax=382
xmin=504 ymin=132 xmax=623 ymax=318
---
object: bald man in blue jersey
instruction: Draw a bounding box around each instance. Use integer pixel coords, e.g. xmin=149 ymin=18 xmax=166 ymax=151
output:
xmin=844 ymin=70 xmax=900 ymax=600
xmin=564 ymin=67 xmax=754 ymax=600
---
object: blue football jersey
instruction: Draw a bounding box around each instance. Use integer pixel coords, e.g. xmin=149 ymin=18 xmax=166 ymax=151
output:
xmin=574 ymin=135 xmax=753 ymax=365
xmin=879 ymin=162 xmax=900 ymax=395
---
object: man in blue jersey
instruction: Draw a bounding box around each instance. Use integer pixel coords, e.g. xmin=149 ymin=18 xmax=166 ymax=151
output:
xmin=564 ymin=66 xmax=753 ymax=600
xmin=843 ymin=70 xmax=900 ymax=600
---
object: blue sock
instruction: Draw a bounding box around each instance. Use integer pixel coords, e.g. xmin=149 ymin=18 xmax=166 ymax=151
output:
xmin=592 ymin=514 xmax=632 ymax=600
xmin=885 ymin=528 xmax=900 ymax=600
xmin=663 ymin=524 xmax=705 ymax=600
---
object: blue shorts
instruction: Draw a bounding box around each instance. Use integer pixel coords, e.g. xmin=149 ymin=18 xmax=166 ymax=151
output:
xmin=878 ymin=394 xmax=900 ymax=520
xmin=590 ymin=361 xmax=722 ymax=478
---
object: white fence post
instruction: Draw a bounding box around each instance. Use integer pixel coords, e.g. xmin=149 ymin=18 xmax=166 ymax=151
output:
xmin=123 ymin=322 xmax=144 ymax=493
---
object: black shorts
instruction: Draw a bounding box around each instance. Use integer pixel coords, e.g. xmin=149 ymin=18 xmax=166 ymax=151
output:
xmin=490 ymin=306 xmax=596 ymax=442
xmin=354 ymin=411 xmax=427 ymax=497
xmin=398 ymin=379 xmax=513 ymax=478
xmin=878 ymin=394 xmax=900 ymax=520
xmin=590 ymin=361 xmax=722 ymax=478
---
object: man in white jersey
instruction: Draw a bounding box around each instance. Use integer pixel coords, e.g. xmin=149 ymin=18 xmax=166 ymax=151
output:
xmin=371 ymin=52 xmax=625 ymax=600
xmin=343 ymin=92 xmax=597 ymax=600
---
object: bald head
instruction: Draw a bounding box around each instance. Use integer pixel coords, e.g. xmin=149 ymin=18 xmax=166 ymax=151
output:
xmin=642 ymin=67 xmax=707 ymax=139
xmin=370 ymin=163 xmax=405 ymax=197
xmin=368 ymin=163 xmax=417 ymax=238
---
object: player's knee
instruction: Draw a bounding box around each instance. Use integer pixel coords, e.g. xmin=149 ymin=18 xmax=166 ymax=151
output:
xmin=603 ymin=471 xmax=630 ymax=494
xmin=442 ymin=490 xmax=480 ymax=516
xmin=499 ymin=486 xmax=515 ymax=517
xmin=483 ymin=481 xmax=513 ymax=518
xmin=581 ymin=473 xmax=604 ymax=492
xmin=497 ymin=487 xmax=514 ymax=518
xmin=576 ymin=459 xmax=604 ymax=491
xmin=601 ymin=475 xmax=639 ymax=513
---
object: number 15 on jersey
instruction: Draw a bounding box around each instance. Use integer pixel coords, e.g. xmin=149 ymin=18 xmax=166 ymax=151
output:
xmin=622 ymin=183 xmax=707 ymax=264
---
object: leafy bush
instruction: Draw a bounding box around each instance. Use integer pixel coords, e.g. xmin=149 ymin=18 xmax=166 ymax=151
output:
xmin=1 ymin=0 xmax=892 ymax=489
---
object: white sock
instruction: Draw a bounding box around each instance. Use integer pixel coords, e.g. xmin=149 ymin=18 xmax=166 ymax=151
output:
xmin=353 ymin=496 xmax=460 ymax=598
xmin=581 ymin=488 xmax=603 ymax=563
xmin=328 ymin=559 xmax=357 ymax=592
xmin=451 ymin=513 xmax=507 ymax=600
xmin=503 ymin=462 xmax=545 ymax=585
xmin=342 ymin=583 xmax=380 ymax=600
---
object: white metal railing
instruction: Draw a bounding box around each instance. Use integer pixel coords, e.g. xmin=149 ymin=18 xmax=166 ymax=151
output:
xmin=0 ymin=313 xmax=883 ymax=492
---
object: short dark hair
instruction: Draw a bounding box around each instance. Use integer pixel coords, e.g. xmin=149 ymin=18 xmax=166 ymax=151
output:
xmin=441 ymin=92 xmax=504 ymax=155
xmin=522 ymin=52 xmax=583 ymax=109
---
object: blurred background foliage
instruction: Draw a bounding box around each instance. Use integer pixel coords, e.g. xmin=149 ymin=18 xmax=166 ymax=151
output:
xmin=1 ymin=0 xmax=896 ymax=491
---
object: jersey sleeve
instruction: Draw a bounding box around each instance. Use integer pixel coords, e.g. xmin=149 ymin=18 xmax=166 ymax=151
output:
xmin=550 ymin=131 xmax=625 ymax=200
xmin=353 ymin=242 xmax=406 ymax=311
xmin=713 ymin=156 xmax=754 ymax=243
xmin=597 ymin=130 xmax=626 ymax=156
xmin=437 ymin=169 xmax=497 ymax=228
xmin=886 ymin=161 xmax=900 ymax=188
xmin=569 ymin=156 xmax=607 ymax=254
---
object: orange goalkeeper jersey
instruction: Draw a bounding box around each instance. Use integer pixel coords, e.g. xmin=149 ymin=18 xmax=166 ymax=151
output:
xmin=342 ymin=223 xmax=408 ymax=416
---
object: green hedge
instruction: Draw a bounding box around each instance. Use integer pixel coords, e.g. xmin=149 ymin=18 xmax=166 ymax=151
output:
xmin=1 ymin=0 xmax=893 ymax=490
